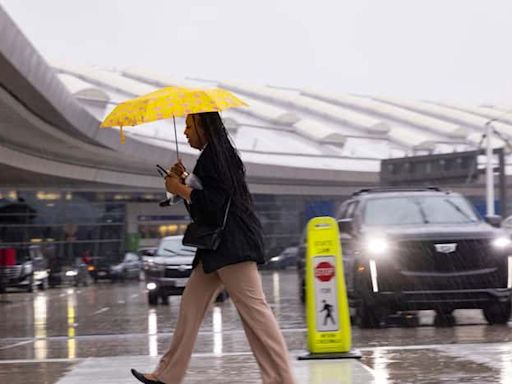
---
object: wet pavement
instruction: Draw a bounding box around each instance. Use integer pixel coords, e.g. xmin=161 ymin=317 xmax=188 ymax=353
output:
xmin=1 ymin=270 xmax=511 ymax=383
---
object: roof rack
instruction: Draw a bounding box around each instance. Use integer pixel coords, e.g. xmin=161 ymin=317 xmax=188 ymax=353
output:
xmin=352 ymin=186 xmax=442 ymax=196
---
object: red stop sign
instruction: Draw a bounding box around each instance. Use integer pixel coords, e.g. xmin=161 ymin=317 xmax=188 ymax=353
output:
xmin=315 ymin=261 xmax=335 ymax=282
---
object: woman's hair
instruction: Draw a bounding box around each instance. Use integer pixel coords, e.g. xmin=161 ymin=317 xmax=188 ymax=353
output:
xmin=192 ymin=112 xmax=253 ymax=207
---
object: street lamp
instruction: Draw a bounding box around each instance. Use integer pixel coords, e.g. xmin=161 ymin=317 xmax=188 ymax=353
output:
xmin=484 ymin=120 xmax=495 ymax=217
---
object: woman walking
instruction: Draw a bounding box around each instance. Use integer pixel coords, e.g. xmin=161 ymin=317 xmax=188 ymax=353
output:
xmin=131 ymin=112 xmax=295 ymax=384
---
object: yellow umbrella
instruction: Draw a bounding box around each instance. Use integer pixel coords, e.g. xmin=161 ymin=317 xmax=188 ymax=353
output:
xmin=100 ymin=86 xmax=248 ymax=154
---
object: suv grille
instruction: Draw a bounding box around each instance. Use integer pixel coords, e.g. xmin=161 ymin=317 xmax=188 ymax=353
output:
xmin=396 ymin=239 xmax=490 ymax=272
xmin=0 ymin=266 xmax=22 ymax=280
xmin=378 ymin=238 xmax=506 ymax=291
xmin=164 ymin=266 xmax=192 ymax=278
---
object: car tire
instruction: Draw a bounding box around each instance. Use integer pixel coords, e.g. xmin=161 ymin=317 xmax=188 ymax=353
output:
xmin=483 ymin=302 xmax=511 ymax=325
xmin=358 ymin=303 xmax=382 ymax=328
xmin=160 ymin=293 xmax=169 ymax=305
xmin=148 ymin=291 xmax=158 ymax=306
xmin=435 ymin=308 xmax=454 ymax=316
xmin=26 ymin=275 xmax=34 ymax=293
xmin=39 ymin=277 xmax=49 ymax=291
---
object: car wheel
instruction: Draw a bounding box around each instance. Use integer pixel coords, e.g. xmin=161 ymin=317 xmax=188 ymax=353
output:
xmin=26 ymin=276 xmax=34 ymax=293
xmin=39 ymin=277 xmax=49 ymax=291
xmin=483 ymin=302 xmax=511 ymax=325
xmin=148 ymin=291 xmax=158 ymax=306
xmin=435 ymin=308 xmax=454 ymax=316
xmin=358 ymin=302 xmax=382 ymax=328
xmin=160 ymin=293 xmax=169 ymax=305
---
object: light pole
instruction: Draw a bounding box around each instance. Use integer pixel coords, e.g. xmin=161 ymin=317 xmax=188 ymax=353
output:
xmin=484 ymin=120 xmax=495 ymax=217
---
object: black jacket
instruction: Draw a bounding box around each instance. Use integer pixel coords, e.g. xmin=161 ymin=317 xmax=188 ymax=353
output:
xmin=186 ymin=145 xmax=266 ymax=273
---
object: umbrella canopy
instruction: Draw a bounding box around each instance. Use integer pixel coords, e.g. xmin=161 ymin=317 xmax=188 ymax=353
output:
xmin=100 ymin=86 xmax=248 ymax=144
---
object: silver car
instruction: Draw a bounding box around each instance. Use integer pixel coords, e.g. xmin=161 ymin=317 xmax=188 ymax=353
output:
xmin=144 ymin=235 xmax=196 ymax=305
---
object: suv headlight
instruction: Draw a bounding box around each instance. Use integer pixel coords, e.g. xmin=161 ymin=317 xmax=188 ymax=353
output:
xmin=492 ymin=237 xmax=512 ymax=249
xmin=365 ymin=237 xmax=390 ymax=256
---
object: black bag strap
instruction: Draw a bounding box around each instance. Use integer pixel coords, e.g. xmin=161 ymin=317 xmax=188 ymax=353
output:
xmin=221 ymin=198 xmax=232 ymax=230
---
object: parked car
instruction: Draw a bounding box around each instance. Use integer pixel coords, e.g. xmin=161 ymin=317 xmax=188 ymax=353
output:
xmin=264 ymin=246 xmax=299 ymax=270
xmin=501 ymin=215 xmax=512 ymax=236
xmin=297 ymin=187 xmax=512 ymax=327
xmin=144 ymin=235 xmax=228 ymax=305
xmin=48 ymin=258 xmax=90 ymax=287
xmin=88 ymin=254 xmax=140 ymax=282
xmin=110 ymin=252 xmax=142 ymax=281
xmin=0 ymin=245 xmax=49 ymax=292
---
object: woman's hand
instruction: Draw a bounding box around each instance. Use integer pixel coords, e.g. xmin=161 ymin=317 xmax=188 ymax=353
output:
xmin=170 ymin=160 xmax=187 ymax=179
xmin=165 ymin=174 xmax=183 ymax=194
xmin=164 ymin=174 xmax=193 ymax=201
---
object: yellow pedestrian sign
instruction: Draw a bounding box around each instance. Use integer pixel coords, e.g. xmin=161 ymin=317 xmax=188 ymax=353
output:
xmin=299 ymin=216 xmax=361 ymax=359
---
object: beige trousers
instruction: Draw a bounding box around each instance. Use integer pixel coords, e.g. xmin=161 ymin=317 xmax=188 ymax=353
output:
xmin=153 ymin=261 xmax=295 ymax=384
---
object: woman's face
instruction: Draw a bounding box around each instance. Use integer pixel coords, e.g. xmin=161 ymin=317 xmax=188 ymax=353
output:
xmin=184 ymin=115 xmax=208 ymax=150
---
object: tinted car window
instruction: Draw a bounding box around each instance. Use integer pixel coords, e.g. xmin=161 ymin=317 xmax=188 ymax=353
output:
xmin=363 ymin=195 xmax=480 ymax=226
xmin=125 ymin=253 xmax=138 ymax=262
xmin=16 ymin=248 xmax=31 ymax=263
xmin=157 ymin=238 xmax=196 ymax=256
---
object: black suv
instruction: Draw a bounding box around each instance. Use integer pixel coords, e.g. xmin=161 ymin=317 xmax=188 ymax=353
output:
xmin=0 ymin=245 xmax=49 ymax=292
xmin=297 ymin=187 xmax=512 ymax=327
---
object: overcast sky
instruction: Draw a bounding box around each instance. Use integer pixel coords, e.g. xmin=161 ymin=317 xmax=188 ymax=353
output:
xmin=2 ymin=0 xmax=512 ymax=105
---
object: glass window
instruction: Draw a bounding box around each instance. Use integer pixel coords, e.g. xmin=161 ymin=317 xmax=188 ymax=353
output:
xmin=363 ymin=195 xmax=480 ymax=226
xmin=138 ymin=223 xmax=188 ymax=239
xmin=125 ymin=253 xmax=138 ymax=262
xmin=156 ymin=237 xmax=196 ymax=257
xmin=344 ymin=202 xmax=358 ymax=219
xmin=336 ymin=202 xmax=348 ymax=220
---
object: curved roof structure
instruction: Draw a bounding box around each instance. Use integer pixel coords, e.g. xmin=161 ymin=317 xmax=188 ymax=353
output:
xmin=1 ymin=5 xmax=510 ymax=196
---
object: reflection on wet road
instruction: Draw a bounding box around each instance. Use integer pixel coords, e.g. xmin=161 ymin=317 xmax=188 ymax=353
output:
xmin=0 ymin=270 xmax=511 ymax=383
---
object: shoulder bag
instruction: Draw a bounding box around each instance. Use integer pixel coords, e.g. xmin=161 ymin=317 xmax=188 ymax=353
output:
xmin=182 ymin=198 xmax=231 ymax=250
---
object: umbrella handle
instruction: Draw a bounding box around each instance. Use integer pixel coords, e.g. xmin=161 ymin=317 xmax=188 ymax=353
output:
xmin=173 ymin=115 xmax=179 ymax=160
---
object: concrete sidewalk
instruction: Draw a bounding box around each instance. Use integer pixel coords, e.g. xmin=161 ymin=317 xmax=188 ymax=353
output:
xmin=56 ymin=352 xmax=375 ymax=384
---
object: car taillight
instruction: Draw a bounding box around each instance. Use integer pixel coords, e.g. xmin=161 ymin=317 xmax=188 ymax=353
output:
xmin=87 ymin=265 xmax=96 ymax=272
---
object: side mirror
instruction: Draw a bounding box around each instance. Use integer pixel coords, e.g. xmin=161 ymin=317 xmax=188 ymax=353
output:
xmin=485 ymin=215 xmax=502 ymax=228
xmin=338 ymin=218 xmax=353 ymax=234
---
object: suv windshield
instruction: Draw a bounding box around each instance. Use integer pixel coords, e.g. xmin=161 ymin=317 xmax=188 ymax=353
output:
xmin=363 ymin=195 xmax=480 ymax=226
xmin=157 ymin=238 xmax=196 ymax=257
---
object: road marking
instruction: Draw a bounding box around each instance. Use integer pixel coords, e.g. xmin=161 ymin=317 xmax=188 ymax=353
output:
xmin=93 ymin=307 xmax=110 ymax=315
xmin=0 ymin=357 xmax=83 ymax=364
xmin=0 ymin=339 xmax=34 ymax=350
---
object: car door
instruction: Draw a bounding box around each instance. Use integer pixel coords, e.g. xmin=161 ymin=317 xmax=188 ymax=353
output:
xmin=125 ymin=253 xmax=140 ymax=278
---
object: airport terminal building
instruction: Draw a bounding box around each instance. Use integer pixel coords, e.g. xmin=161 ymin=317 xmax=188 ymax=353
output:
xmin=1 ymin=6 xmax=511 ymax=262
